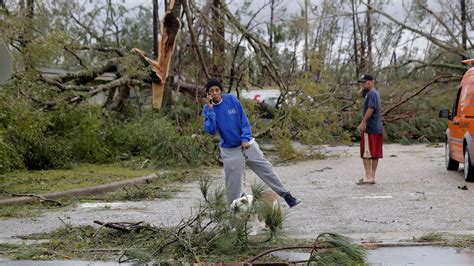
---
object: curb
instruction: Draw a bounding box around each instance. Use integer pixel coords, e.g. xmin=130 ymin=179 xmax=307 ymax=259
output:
xmin=360 ymin=241 xmax=446 ymax=249
xmin=0 ymin=173 xmax=159 ymax=206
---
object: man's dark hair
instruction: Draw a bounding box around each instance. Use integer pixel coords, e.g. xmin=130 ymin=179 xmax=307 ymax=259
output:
xmin=205 ymin=78 xmax=223 ymax=93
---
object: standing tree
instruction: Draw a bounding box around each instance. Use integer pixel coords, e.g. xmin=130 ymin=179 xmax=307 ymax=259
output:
xmin=351 ymin=0 xmax=360 ymax=78
xmin=460 ymin=0 xmax=468 ymax=60
xmin=366 ymin=0 xmax=373 ymax=72
xmin=303 ymin=0 xmax=309 ymax=71
xmin=211 ymin=0 xmax=225 ymax=79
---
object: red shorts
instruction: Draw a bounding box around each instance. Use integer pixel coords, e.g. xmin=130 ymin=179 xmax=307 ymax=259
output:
xmin=360 ymin=132 xmax=383 ymax=159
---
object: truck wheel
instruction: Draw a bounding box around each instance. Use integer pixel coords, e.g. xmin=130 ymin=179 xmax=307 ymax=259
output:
xmin=464 ymin=149 xmax=474 ymax=182
xmin=446 ymin=141 xmax=459 ymax=170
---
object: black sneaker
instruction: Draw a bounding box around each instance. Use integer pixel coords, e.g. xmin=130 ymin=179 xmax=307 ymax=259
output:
xmin=283 ymin=193 xmax=301 ymax=208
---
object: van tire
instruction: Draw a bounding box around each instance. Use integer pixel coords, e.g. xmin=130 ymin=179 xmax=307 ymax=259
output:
xmin=446 ymin=142 xmax=459 ymax=170
xmin=464 ymin=149 xmax=474 ymax=182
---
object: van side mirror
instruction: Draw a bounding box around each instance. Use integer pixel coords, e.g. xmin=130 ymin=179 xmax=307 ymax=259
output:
xmin=439 ymin=109 xmax=451 ymax=119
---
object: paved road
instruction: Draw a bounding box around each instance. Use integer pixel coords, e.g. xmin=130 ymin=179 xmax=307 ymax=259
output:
xmin=1 ymin=144 xmax=473 ymax=243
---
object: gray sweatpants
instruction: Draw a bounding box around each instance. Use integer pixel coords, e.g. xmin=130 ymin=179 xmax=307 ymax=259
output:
xmin=220 ymin=140 xmax=290 ymax=205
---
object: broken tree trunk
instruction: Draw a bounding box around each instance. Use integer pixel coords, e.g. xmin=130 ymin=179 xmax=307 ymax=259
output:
xmin=132 ymin=0 xmax=182 ymax=109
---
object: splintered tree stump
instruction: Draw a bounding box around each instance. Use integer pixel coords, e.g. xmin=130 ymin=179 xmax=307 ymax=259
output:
xmin=132 ymin=0 xmax=181 ymax=109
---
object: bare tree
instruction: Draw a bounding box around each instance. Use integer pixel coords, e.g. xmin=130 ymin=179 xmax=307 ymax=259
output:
xmin=17 ymin=0 xmax=34 ymax=49
xmin=366 ymin=0 xmax=373 ymax=71
xmin=153 ymin=0 xmax=160 ymax=59
xmin=351 ymin=0 xmax=360 ymax=78
xmin=366 ymin=2 xmax=472 ymax=60
xmin=303 ymin=0 xmax=309 ymax=71
xmin=269 ymin=0 xmax=275 ymax=51
xmin=211 ymin=0 xmax=225 ymax=79
xmin=461 ymin=0 xmax=468 ymax=59
xmin=183 ymin=0 xmax=209 ymax=79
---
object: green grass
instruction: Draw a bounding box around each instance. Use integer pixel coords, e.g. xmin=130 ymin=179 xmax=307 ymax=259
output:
xmin=407 ymin=232 xmax=474 ymax=248
xmin=416 ymin=232 xmax=444 ymax=242
xmin=0 ymin=165 xmax=211 ymax=218
xmin=449 ymin=234 xmax=474 ymax=248
xmin=0 ymin=204 xmax=53 ymax=218
xmin=103 ymin=184 xmax=179 ymax=201
xmin=0 ymin=163 xmax=156 ymax=199
xmin=0 ymin=225 xmax=312 ymax=263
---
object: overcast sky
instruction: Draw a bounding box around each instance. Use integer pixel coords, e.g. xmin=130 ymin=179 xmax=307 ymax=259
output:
xmin=120 ymin=0 xmax=469 ymax=66
xmin=122 ymin=0 xmax=447 ymax=19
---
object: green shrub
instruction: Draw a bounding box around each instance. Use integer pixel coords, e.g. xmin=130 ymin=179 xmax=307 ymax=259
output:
xmin=0 ymin=96 xmax=71 ymax=171
xmin=0 ymin=88 xmax=217 ymax=173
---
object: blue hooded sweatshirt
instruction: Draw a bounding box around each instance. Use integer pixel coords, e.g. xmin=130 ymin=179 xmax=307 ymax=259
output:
xmin=203 ymin=94 xmax=252 ymax=148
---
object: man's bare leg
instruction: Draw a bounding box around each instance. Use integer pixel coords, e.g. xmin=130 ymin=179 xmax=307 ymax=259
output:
xmin=363 ymin=158 xmax=372 ymax=181
xmin=370 ymin=159 xmax=379 ymax=182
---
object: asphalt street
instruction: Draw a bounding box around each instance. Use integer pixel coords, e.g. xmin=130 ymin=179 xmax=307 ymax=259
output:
xmin=1 ymin=144 xmax=473 ymax=244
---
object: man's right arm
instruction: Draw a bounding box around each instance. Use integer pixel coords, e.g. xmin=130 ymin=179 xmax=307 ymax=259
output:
xmin=203 ymin=106 xmax=217 ymax=135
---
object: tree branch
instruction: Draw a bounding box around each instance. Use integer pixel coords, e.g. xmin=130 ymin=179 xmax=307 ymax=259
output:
xmin=228 ymin=2 xmax=270 ymax=92
xmin=183 ymin=0 xmax=209 ymax=79
xmin=382 ymin=74 xmax=462 ymax=117
xmin=221 ymin=2 xmax=288 ymax=92
xmin=69 ymin=11 xmax=107 ymax=44
xmin=364 ymin=2 xmax=472 ymax=59
xmin=173 ymin=80 xmax=205 ymax=98
xmin=46 ymin=58 xmax=119 ymax=84
xmin=415 ymin=0 xmax=462 ymax=48
xmin=75 ymin=45 xmax=124 ymax=56
xmin=64 ymin=46 xmax=86 ymax=68
xmin=90 ymin=76 xmax=142 ymax=96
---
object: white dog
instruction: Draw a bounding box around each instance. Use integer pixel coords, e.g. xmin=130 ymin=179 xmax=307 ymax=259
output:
xmin=230 ymin=194 xmax=254 ymax=213
xmin=230 ymin=191 xmax=282 ymax=235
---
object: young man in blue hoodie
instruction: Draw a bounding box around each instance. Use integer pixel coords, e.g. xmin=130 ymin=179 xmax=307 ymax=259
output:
xmin=203 ymin=78 xmax=301 ymax=208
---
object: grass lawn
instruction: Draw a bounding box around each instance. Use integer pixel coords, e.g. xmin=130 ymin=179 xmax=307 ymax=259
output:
xmin=0 ymin=164 xmax=156 ymax=199
xmin=0 ymin=164 xmax=210 ymax=218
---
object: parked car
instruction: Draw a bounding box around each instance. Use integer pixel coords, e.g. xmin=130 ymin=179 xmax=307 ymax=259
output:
xmin=240 ymin=89 xmax=281 ymax=107
xmin=439 ymin=59 xmax=474 ymax=182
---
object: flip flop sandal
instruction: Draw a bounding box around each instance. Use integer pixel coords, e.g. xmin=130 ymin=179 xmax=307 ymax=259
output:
xmin=356 ymin=179 xmax=375 ymax=185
